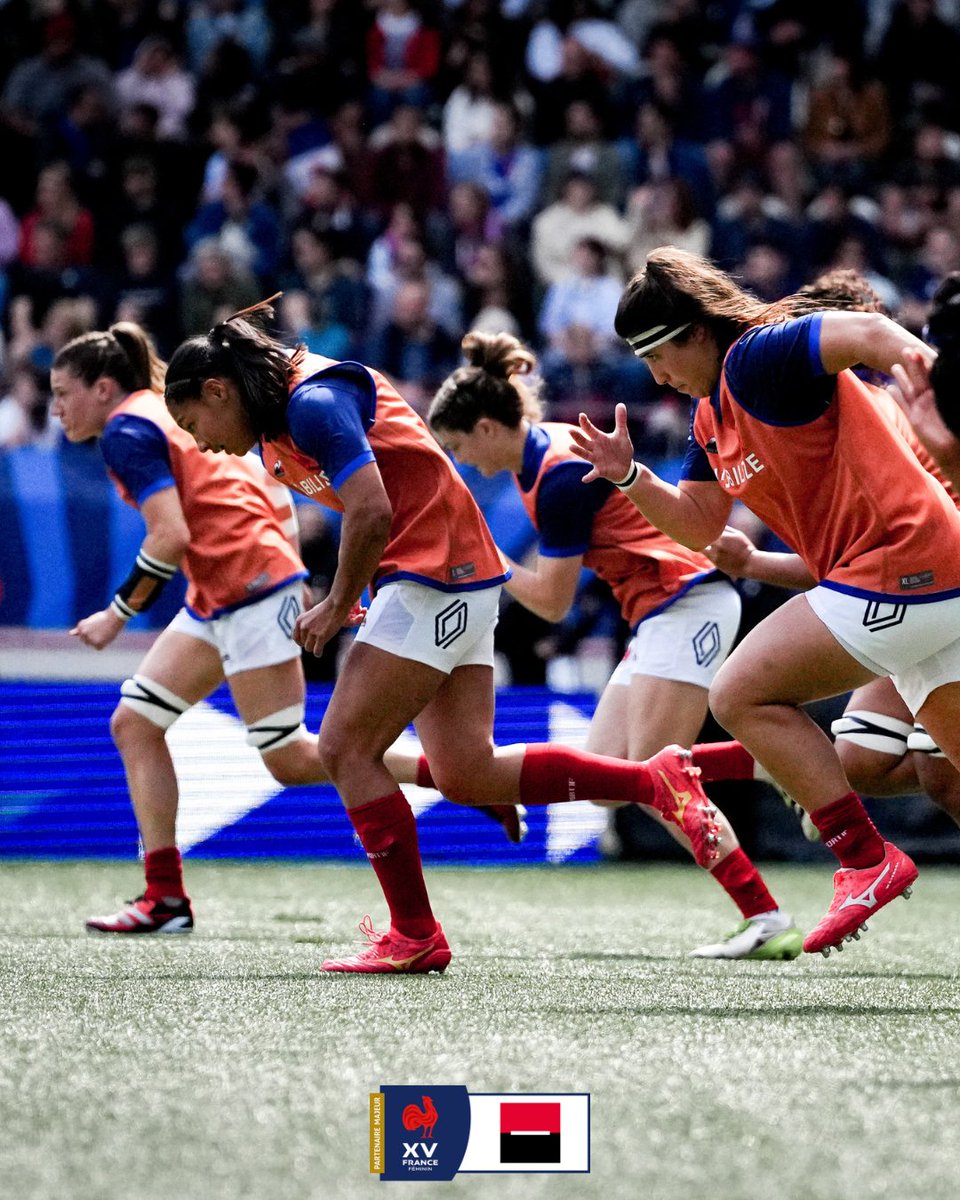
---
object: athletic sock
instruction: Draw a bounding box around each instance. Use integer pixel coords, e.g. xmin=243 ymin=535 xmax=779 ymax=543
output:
xmin=710 ymin=848 xmax=778 ymax=919
xmin=692 ymin=741 xmax=755 ymax=782
xmin=810 ymin=791 xmax=885 ymax=869
xmin=416 ymin=755 xmax=434 ymax=789
xmin=144 ymin=846 xmax=186 ymax=902
xmin=519 ymin=744 xmax=654 ymax=806
xmin=347 ymin=789 xmax=436 ymax=940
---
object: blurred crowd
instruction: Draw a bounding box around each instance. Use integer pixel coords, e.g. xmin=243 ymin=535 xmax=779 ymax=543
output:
xmin=2 ymin=0 xmax=960 ymax=680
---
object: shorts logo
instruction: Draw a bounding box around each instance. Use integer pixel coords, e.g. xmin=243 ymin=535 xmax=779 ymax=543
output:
xmin=278 ymin=594 xmax=301 ymax=637
xmin=692 ymin=620 xmax=721 ymax=666
xmin=435 ymin=600 xmax=468 ymax=649
xmin=862 ymin=601 xmax=906 ymax=632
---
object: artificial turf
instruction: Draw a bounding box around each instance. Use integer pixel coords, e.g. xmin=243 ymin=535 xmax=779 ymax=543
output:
xmin=1 ymin=859 xmax=958 ymax=1200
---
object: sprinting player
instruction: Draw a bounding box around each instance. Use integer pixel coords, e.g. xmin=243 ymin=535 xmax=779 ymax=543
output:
xmin=427 ymin=329 xmax=801 ymax=961
xmin=703 ymin=270 xmax=960 ymax=833
xmin=570 ymin=247 xmax=960 ymax=957
xmin=51 ymin=323 xmax=433 ymax=935
xmin=163 ymin=299 xmax=722 ymax=974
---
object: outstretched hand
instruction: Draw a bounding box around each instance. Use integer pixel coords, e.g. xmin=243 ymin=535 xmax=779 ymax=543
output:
xmin=569 ymin=402 xmax=636 ymax=484
xmin=889 ymin=348 xmax=960 ymax=480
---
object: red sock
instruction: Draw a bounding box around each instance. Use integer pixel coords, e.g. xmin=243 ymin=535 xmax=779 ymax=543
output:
xmin=144 ymin=846 xmax=186 ymax=901
xmin=810 ymin=792 xmax=885 ymax=868
xmin=347 ymin=790 xmax=436 ymax=940
xmin=693 ymin=741 xmax=755 ymax=782
xmin=519 ymin=744 xmax=654 ymax=806
xmin=416 ymin=755 xmax=434 ymax=789
xmin=710 ymin=848 xmax=777 ymax=918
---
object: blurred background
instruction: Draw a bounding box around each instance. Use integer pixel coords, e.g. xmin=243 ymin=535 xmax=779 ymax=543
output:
xmin=2 ymin=0 xmax=960 ymax=865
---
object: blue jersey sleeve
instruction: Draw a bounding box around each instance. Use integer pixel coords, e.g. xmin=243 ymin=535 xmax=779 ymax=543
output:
xmin=100 ymin=414 xmax=175 ymax=504
xmin=536 ymin=462 xmax=613 ymax=556
xmin=680 ymin=401 xmax=716 ymax=482
xmin=723 ymin=314 xmax=835 ymax=425
xmin=286 ymin=366 xmax=377 ymax=490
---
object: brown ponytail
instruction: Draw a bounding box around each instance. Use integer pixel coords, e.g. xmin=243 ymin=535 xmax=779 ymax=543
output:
xmin=53 ymin=322 xmax=166 ymax=394
xmin=429 ymin=330 xmax=544 ymax=433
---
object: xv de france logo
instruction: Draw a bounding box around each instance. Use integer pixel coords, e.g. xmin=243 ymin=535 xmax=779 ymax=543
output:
xmin=370 ymin=1086 xmax=589 ymax=1179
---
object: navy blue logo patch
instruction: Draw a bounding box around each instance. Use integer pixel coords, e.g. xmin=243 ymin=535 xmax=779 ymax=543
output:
xmin=435 ymin=600 xmax=468 ymax=648
xmin=278 ymin=594 xmax=301 ymax=637
xmin=692 ymin=621 xmax=721 ymax=667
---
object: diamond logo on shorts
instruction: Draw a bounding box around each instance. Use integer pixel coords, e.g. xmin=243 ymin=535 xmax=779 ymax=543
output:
xmin=435 ymin=600 xmax=468 ymax=648
xmin=278 ymin=594 xmax=301 ymax=637
xmin=862 ymin=602 xmax=906 ymax=632
xmin=692 ymin=620 xmax=721 ymax=666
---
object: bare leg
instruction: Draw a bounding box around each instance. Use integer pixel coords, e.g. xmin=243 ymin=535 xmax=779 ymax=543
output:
xmin=709 ymin=594 xmax=876 ymax=814
xmin=110 ymin=630 xmax=224 ymax=852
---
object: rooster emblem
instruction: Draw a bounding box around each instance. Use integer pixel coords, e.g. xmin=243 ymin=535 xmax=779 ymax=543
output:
xmin=402 ymin=1095 xmax=438 ymax=1139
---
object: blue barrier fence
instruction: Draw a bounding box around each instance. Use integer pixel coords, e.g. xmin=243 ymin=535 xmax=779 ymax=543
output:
xmin=0 ymin=680 xmax=608 ymax=863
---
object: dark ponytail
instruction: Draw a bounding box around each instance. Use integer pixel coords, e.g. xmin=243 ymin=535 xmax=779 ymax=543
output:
xmin=53 ymin=322 xmax=165 ymax=393
xmin=428 ymin=329 xmax=543 ymax=434
xmin=164 ymin=296 xmax=305 ymax=440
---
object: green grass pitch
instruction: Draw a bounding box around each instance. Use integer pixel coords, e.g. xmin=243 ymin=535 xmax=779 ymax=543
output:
xmin=2 ymin=860 xmax=959 ymax=1200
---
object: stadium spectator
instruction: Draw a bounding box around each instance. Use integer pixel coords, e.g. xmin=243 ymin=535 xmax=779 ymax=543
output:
xmin=283 ymin=224 xmax=367 ymax=355
xmin=875 ymin=0 xmax=960 ymax=124
xmin=367 ymin=278 xmax=460 ymax=414
xmin=447 ymin=100 xmax=543 ymax=229
xmin=115 ymin=36 xmax=195 ymax=141
xmin=542 ymin=98 xmax=623 ymax=207
xmin=619 ymin=99 xmax=714 ymax=220
xmin=109 ymin=224 xmax=180 ymax=354
xmin=440 ymin=48 xmax=499 ymax=156
xmin=530 ymin=171 xmax=628 ymax=286
xmin=186 ymin=158 xmax=280 ymax=282
xmin=0 ymin=359 xmax=54 ymax=448
xmin=368 ymin=233 xmax=462 ymax=339
xmin=185 ymin=0 xmax=272 ymax=74
xmin=437 ymin=180 xmax=503 ymax=279
xmin=0 ymin=12 xmax=114 ymax=140
xmin=179 ymin=238 xmax=259 ymax=335
xmin=625 ymin=178 xmax=710 ymax=275
xmin=802 ymin=50 xmax=890 ymax=191
xmin=367 ymin=103 xmax=446 ymax=221
xmin=19 ymin=162 xmax=95 ymax=269
xmin=538 ymin=237 xmax=623 ymax=354
xmin=364 ymin=0 xmax=441 ymax=125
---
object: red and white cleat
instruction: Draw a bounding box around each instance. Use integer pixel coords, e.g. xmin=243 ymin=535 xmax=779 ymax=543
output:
xmin=803 ymin=842 xmax=918 ymax=956
xmin=645 ymin=744 xmax=722 ymax=867
xmin=85 ymin=894 xmax=194 ymax=934
xmin=321 ymin=915 xmax=451 ymax=974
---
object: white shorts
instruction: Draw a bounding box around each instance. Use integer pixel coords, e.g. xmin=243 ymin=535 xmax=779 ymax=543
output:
xmin=806 ymin=584 xmax=960 ymax=715
xmin=608 ymin=579 xmax=742 ymax=690
xmin=353 ymin=579 xmax=500 ymax=674
xmin=168 ymin=581 xmax=303 ymax=677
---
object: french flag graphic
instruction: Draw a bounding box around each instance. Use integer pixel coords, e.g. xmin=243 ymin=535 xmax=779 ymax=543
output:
xmin=499 ymin=1102 xmax=561 ymax=1163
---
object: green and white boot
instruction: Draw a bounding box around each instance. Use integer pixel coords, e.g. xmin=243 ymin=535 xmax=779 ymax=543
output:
xmin=689 ymin=910 xmax=803 ymax=960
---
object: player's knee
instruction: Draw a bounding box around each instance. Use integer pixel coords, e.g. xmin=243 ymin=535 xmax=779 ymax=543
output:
xmin=316 ymin=724 xmax=365 ymax=781
xmin=708 ymin=666 xmax=748 ymax=733
xmin=113 ymin=674 xmax=189 ymax=748
xmin=262 ymin=746 xmax=318 ymax=788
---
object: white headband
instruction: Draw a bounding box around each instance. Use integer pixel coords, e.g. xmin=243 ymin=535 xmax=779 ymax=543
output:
xmin=625 ymin=322 xmax=691 ymax=357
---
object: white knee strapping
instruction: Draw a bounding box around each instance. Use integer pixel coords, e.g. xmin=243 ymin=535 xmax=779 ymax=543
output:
xmin=246 ymin=703 xmax=307 ymax=753
xmin=119 ymin=674 xmax=190 ymax=730
xmin=907 ymin=724 xmax=945 ymax=757
xmin=831 ymin=710 xmax=913 ymax=756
